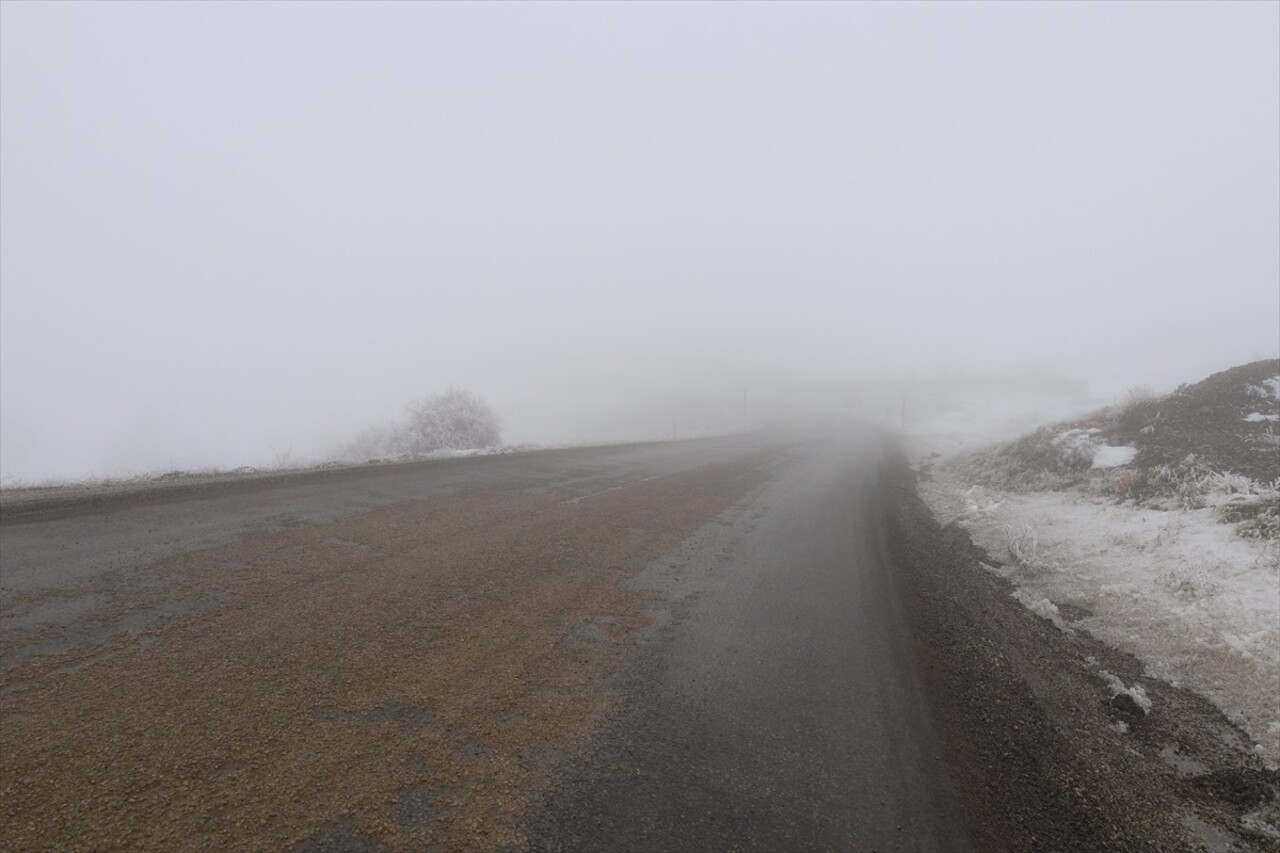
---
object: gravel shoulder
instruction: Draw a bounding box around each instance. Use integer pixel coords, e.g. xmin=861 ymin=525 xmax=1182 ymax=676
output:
xmin=0 ymin=444 xmax=612 ymax=522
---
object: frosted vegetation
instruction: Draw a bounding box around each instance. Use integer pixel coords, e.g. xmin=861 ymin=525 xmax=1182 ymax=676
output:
xmin=338 ymin=388 xmax=504 ymax=462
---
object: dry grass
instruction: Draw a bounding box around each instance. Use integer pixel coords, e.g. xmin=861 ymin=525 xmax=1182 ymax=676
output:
xmin=949 ymin=361 xmax=1280 ymax=543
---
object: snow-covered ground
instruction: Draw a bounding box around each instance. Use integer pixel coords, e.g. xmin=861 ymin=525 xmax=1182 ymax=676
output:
xmin=907 ymin=388 xmax=1280 ymax=767
xmin=920 ymin=469 xmax=1279 ymax=764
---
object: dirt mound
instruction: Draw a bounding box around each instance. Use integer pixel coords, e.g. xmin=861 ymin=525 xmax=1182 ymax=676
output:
xmin=958 ymin=360 xmax=1279 ymax=494
xmin=1110 ymin=359 xmax=1279 ymax=486
xmin=944 ymin=360 xmax=1280 ymax=539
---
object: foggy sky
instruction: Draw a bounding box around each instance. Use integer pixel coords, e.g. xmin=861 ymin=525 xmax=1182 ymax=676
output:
xmin=2 ymin=1 xmax=1277 ymax=481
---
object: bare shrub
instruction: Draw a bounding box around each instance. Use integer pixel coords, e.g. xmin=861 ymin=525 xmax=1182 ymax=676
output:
xmin=1003 ymin=523 xmax=1039 ymax=566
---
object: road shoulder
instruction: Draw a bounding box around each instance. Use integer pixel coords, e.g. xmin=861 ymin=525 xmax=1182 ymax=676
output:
xmin=881 ymin=446 xmax=1280 ymax=851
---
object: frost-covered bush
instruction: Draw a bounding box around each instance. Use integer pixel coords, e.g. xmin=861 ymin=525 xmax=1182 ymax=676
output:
xmin=1220 ymin=496 xmax=1280 ymax=540
xmin=1141 ymin=455 xmax=1280 ymax=539
xmin=402 ymin=388 xmax=502 ymax=453
xmin=339 ymin=389 xmax=503 ymax=461
xmin=1054 ymin=429 xmax=1102 ymax=470
xmin=960 ymin=426 xmax=1097 ymax=493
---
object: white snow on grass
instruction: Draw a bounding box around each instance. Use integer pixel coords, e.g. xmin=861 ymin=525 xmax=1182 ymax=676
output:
xmin=1052 ymin=429 xmax=1138 ymax=469
xmin=1245 ymin=412 xmax=1279 ymax=423
xmin=1247 ymin=376 xmax=1280 ymax=400
xmin=920 ymin=466 xmax=1280 ymax=765
xmin=1091 ymin=444 xmax=1139 ymax=469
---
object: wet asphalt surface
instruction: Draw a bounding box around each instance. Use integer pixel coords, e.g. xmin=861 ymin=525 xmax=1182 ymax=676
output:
xmin=527 ymin=434 xmax=959 ymax=851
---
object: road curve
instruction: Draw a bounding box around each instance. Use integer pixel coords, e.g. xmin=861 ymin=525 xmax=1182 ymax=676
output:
xmin=0 ymin=431 xmax=961 ymax=851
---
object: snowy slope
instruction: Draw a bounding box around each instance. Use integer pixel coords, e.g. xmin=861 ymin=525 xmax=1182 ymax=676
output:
xmin=909 ymin=362 xmax=1280 ymax=766
xmin=919 ymin=468 xmax=1279 ymax=765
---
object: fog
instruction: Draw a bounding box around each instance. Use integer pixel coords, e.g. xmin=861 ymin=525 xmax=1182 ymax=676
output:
xmin=2 ymin=2 xmax=1277 ymax=482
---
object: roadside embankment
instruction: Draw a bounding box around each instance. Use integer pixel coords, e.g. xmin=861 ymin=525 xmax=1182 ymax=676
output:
xmin=882 ymin=446 xmax=1280 ymax=851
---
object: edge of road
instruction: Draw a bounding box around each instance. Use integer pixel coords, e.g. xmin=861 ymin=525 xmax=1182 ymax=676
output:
xmin=879 ymin=441 xmax=1280 ymax=852
xmin=0 ymin=436 xmax=745 ymax=523
xmin=0 ymin=447 xmax=573 ymax=522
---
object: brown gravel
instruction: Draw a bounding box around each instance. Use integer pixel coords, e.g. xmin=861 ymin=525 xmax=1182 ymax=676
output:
xmin=0 ymin=453 xmax=771 ymax=851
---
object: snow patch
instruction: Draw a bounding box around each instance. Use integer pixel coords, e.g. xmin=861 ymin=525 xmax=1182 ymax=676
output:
xmin=1101 ymin=670 xmax=1153 ymax=714
xmin=1054 ymin=428 xmax=1103 ymax=468
xmin=1052 ymin=429 xmax=1136 ymax=469
xmin=1246 ymin=376 xmax=1280 ymax=400
xmin=1012 ymin=588 xmax=1069 ymax=631
xmin=1091 ymin=444 xmax=1138 ymax=469
xmin=1245 ymin=412 xmax=1279 ymax=423
xmin=962 ymin=485 xmax=1003 ymax=517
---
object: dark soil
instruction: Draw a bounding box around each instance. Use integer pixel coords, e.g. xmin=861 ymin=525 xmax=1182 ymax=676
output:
xmin=882 ymin=445 xmax=1280 ymax=851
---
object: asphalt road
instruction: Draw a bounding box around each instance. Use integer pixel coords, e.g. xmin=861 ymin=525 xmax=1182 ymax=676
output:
xmin=0 ymin=431 xmax=961 ymax=851
xmin=529 ymin=433 xmax=958 ymax=852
